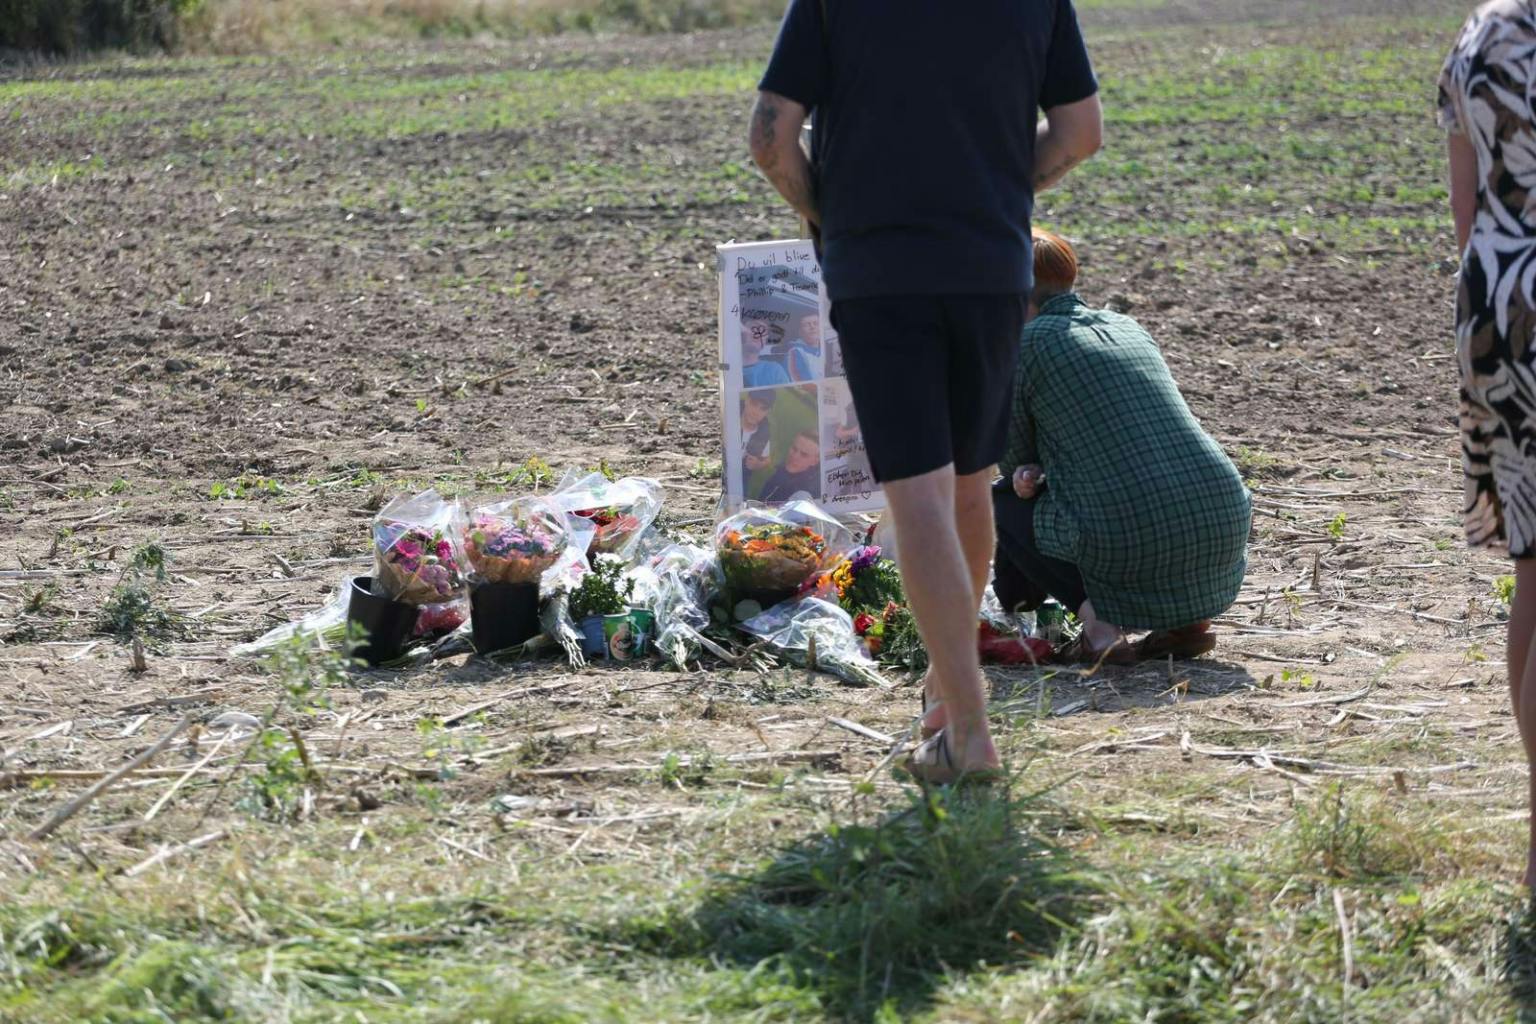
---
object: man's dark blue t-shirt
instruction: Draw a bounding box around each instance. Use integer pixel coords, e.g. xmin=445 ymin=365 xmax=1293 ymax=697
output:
xmin=758 ymin=0 xmax=1098 ymax=303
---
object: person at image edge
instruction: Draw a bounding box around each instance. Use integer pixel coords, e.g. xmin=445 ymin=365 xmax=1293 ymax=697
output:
xmin=1440 ymin=0 xmax=1536 ymax=886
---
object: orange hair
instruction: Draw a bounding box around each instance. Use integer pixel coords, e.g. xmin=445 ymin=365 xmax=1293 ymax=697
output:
xmin=1032 ymin=228 xmax=1078 ymax=297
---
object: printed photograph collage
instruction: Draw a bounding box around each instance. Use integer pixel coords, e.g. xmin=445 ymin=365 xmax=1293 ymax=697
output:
xmin=720 ymin=241 xmax=879 ymax=514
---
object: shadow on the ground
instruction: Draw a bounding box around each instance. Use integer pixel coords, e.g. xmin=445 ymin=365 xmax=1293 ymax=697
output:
xmin=988 ymin=657 xmax=1257 ymax=717
xmin=636 ymin=780 xmax=1095 ymax=1022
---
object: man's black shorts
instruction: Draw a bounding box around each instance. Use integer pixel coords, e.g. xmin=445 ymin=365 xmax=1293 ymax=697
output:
xmin=830 ymin=294 xmax=1024 ymax=483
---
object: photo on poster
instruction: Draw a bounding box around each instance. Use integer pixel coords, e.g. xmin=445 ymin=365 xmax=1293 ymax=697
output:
xmin=820 ymin=378 xmax=876 ymax=501
xmin=741 ymin=383 xmax=821 ymax=504
xmin=735 ymin=262 xmax=818 ymax=391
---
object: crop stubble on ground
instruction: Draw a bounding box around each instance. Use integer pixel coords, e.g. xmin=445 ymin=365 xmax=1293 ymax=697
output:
xmin=3 ymin=1 xmax=1536 ymax=1021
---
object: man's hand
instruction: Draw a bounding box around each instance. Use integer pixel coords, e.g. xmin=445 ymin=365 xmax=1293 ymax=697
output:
xmin=1012 ymin=464 xmax=1045 ymax=499
xmin=749 ymin=91 xmax=819 ymax=228
xmin=1033 ymin=93 xmax=1103 ymax=192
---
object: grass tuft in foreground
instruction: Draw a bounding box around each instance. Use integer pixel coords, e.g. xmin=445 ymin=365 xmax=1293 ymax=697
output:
xmin=621 ymin=779 xmax=1096 ymax=1022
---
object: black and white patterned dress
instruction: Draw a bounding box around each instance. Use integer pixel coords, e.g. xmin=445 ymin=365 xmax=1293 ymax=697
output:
xmin=1439 ymin=2 xmax=1536 ymax=556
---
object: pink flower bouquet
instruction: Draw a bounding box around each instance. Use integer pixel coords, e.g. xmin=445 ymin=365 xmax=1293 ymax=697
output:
xmin=372 ymin=490 xmax=468 ymax=607
xmin=463 ymin=498 xmax=569 ymax=586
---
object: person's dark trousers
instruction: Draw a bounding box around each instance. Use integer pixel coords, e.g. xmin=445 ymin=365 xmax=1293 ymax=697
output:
xmin=991 ymin=480 xmax=1087 ymax=614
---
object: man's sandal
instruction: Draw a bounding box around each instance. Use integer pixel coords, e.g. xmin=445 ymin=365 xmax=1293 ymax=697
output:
xmin=901 ymin=730 xmax=1005 ymax=787
xmin=1137 ymin=625 xmax=1217 ymax=661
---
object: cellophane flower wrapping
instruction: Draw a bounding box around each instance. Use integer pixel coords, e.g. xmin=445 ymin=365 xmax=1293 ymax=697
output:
xmin=463 ymin=496 xmax=570 ymax=586
xmin=739 ymin=595 xmax=889 ymax=688
xmin=715 ymin=500 xmax=857 ymax=601
xmin=372 ymin=490 xmax=469 ymax=608
xmin=635 ymin=543 xmax=722 ymax=669
xmin=548 ymin=472 xmax=664 ymax=559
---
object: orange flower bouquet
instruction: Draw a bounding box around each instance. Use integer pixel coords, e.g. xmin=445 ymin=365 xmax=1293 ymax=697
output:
xmin=715 ymin=501 xmax=858 ymax=606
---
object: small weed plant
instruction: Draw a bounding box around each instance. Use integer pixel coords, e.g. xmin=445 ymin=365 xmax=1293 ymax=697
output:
xmin=208 ymin=475 xmax=284 ymax=500
xmin=98 ymin=542 xmax=184 ymax=644
xmin=236 ymin=628 xmax=358 ymax=821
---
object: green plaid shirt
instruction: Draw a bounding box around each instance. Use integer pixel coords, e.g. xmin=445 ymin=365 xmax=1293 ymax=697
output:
xmin=1000 ymin=293 xmax=1251 ymax=629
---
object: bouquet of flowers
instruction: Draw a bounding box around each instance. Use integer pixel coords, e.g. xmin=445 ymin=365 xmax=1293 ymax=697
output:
xmin=548 ymin=472 xmax=664 ymax=559
xmin=462 ymin=497 xmax=569 ymax=585
xmin=738 ymin=595 xmax=891 ymax=688
xmin=797 ymin=544 xmax=904 ymax=610
xmin=853 ymin=601 xmax=927 ymax=670
xmin=716 ymin=501 xmax=857 ymax=604
xmin=573 ymin=505 xmax=644 ymax=555
xmin=721 ymin=522 xmax=829 ymax=595
xmin=372 ymin=490 xmax=468 ymax=607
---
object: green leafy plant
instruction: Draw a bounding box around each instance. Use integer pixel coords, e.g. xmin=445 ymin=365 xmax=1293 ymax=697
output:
xmin=880 ymin=604 xmax=927 ymax=673
xmin=518 ymin=455 xmax=554 ymax=489
xmin=568 ymin=555 xmax=635 ymax=621
xmin=209 ymin=475 xmax=284 ymax=501
xmin=1281 ymin=667 xmax=1317 ymax=690
xmin=98 ymin=542 xmax=183 ymax=644
xmin=264 ymin=628 xmax=356 ymax=715
xmin=1494 ymin=575 xmax=1516 ymax=608
xmin=237 ymin=728 xmax=316 ymax=821
xmin=657 ymin=749 xmax=713 ymax=789
xmin=1327 ymin=512 xmax=1347 ymax=541
xmin=235 ymin=631 xmax=359 ymax=821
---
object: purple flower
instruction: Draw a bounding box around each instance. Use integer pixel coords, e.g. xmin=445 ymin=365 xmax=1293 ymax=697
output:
xmin=850 ymin=545 xmax=881 ymax=574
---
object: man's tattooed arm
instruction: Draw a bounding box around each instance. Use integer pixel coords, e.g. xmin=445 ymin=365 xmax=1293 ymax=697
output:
xmin=749 ymin=91 xmax=818 ymax=227
xmin=1032 ymin=94 xmax=1104 ymax=192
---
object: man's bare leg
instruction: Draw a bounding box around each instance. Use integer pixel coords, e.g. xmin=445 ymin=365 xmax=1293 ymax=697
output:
xmin=885 ymin=465 xmax=999 ymax=774
xmin=921 ymin=467 xmax=995 ymax=734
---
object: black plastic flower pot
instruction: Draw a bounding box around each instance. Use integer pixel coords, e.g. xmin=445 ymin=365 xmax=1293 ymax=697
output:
xmin=346 ymin=575 xmax=418 ymax=667
xmin=470 ymin=581 xmax=542 ymax=655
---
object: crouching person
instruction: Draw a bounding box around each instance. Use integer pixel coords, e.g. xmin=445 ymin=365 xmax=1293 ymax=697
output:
xmin=994 ymin=229 xmax=1251 ymax=662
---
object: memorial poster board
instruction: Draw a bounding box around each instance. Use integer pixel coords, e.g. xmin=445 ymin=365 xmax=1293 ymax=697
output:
xmin=717 ymin=239 xmax=882 ymax=515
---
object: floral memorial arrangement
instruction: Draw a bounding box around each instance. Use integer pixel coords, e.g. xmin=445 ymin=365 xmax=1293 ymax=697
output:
xmin=573 ymin=504 xmax=645 ymax=556
xmin=548 ymin=472 xmax=664 ymax=559
xmin=372 ymin=491 xmax=467 ymax=608
xmin=463 ymin=498 xmax=569 ymax=585
xmin=715 ymin=501 xmax=857 ymax=606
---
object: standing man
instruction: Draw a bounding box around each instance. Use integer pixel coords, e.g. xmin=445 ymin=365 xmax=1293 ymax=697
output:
xmin=750 ymin=0 xmax=1102 ymax=783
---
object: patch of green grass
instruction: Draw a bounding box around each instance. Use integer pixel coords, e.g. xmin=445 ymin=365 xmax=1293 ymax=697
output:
xmin=1233 ymin=445 xmax=1281 ymax=480
xmin=626 ymin=781 xmax=1094 ymax=1021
